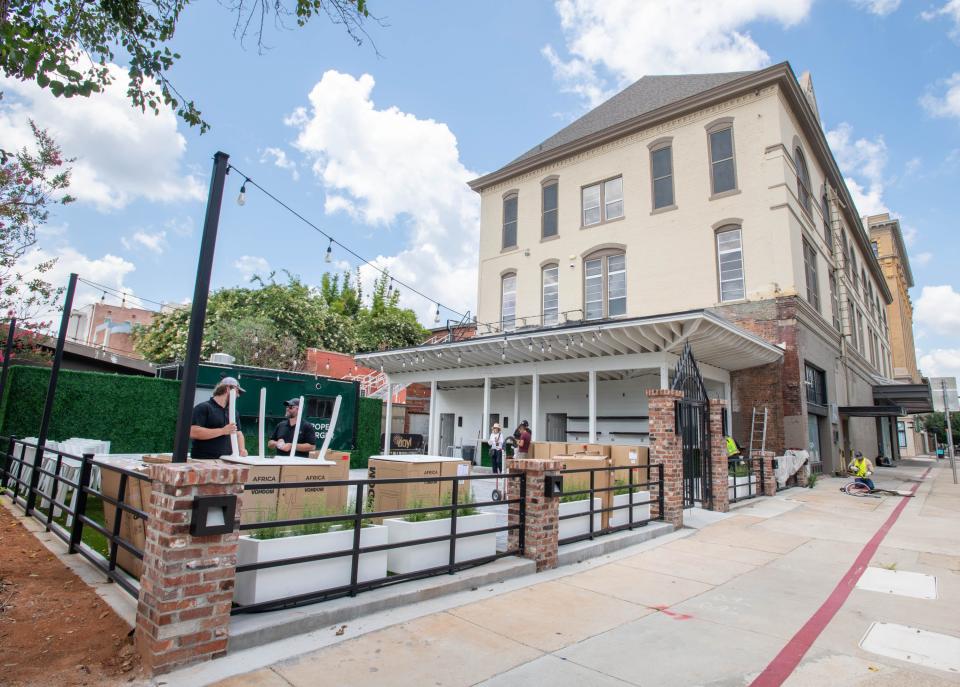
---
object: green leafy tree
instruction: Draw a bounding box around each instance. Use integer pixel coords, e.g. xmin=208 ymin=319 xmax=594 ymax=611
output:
xmin=0 ymin=0 xmax=374 ymax=133
xmin=354 ymin=272 xmax=428 ymax=352
xmin=209 ymin=316 xmax=300 ymax=369
xmin=922 ymin=412 xmax=960 ymax=446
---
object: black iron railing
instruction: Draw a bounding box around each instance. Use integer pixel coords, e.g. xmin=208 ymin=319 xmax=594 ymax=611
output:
xmin=232 ymin=472 xmax=526 ymax=614
xmin=557 ymin=464 xmax=663 ymax=546
xmin=0 ymin=436 xmax=148 ymax=598
xmin=727 ymin=454 xmax=763 ymax=504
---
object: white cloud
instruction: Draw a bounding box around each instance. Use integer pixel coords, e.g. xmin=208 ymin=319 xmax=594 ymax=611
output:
xmin=542 ymin=0 xmax=812 ymax=107
xmin=852 ymin=0 xmax=900 ymax=15
xmin=826 ymin=122 xmax=889 ymax=215
xmin=234 ymin=255 xmax=271 ymax=282
xmin=165 ymin=216 xmax=195 ymax=237
xmin=915 ymin=285 xmax=960 ymax=337
xmin=902 ymin=223 xmax=919 ymax=246
xmin=260 ymin=147 xmax=300 ymax=181
xmin=920 ymin=72 xmax=960 ymax=120
xmin=121 ymin=229 xmax=168 ymax=255
xmin=914 ymin=252 xmax=933 ymax=266
xmin=922 ymin=0 xmax=960 ymax=41
xmin=0 ymin=63 xmax=204 ymax=211
xmin=919 ymin=348 xmax=960 ymax=379
xmin=287 ymin=70 xmax=479 ymax=321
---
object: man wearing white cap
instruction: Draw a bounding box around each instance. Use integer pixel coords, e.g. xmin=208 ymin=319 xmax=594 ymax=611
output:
xmin=190 ymin=377 xmax=248 ymax=459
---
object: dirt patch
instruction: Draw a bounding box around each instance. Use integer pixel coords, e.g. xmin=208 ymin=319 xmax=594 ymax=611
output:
xmin=0 ymin=502 xmax=142 ymax=686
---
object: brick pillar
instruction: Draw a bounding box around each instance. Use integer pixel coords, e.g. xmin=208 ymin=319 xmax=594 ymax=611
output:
xmin=707 ymin=399 xmax=729 ymax=513
xmin=646 ymin=389 xmax=684 ymax=529
xmin=752 ymin=450 xmax=776 ymax=496
xmin=506 ymin=458 xmax=561 ymax=572
xmin=135 ymin=462 xmax=247 ymax=675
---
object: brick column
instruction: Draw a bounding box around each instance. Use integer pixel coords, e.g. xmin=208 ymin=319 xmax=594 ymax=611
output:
xmin=506 ymin=458 xmax=562 ymax=572
xmin=135 ymin=462 xmax=247 ymax=675
xmin=645 ymin=389 xmax=684 ymax=529
xmin=752 ymin=450 xmax=776 ymax=496
xmin=707 ymin=399 xmax=729 ymax=513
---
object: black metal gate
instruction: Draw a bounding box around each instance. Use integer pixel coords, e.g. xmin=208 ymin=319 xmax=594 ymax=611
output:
xmin=672 ymin=342 xmax=712 ymax=508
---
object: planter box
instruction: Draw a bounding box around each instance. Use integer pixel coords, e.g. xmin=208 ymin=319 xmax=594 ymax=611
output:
xmin=728 ymin=475 xmax=758 ymax=500
xmin=234 ymin=525 xmax=388 ymax=607
xmin=609 ymin=490 xmax=651 ymax=527
xmin=558 ymin=497 xmax=602 ymax=541
xmin=384 ymin=511 xmax=497 ymax=574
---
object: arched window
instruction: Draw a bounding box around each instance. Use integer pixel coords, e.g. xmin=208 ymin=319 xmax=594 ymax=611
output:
xmin=501 ymin=272 xmax=517 ymax=331
xmin=795 ymin=146 xmax=812 ymax=215
xmin=821 ymin=189 xmax=833 ymax=250
xmin=541 ymin=263 xmax=559 ymax=325
xmin=583 ymin=249 xmax=626 ymax=320
xmin=716 ymin=225 xmax=745 ymax=302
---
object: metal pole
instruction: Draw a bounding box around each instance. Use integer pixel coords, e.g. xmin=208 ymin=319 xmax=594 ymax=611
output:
xmin=172 ymin=151 xmax=230 ymax=463
xmin=941 ymin=381 xmax=957 ymax=484
xmin=26 ymin=273 xmax=77 ymax=515
xmin=0 ymin=317 xmax=17 ymax=404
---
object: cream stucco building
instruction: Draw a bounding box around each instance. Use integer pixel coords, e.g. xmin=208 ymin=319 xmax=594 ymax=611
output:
xmin=358 ymin=62 xmax=924 ymax=481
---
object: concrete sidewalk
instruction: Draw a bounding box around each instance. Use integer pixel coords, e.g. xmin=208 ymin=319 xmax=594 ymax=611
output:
xmin=162 ymin=457 xmax=960 ymax=687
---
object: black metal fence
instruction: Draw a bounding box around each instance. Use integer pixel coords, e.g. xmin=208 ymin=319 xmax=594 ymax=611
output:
xmin=0 ymin=436 xmax=148 ymax=598
xmin=557 ymin=464 xmax=664 ymax=546
xmin=232 ymin=472 xmax=526 ymax=614
xmin=728 ymin=454 xmax=763 ymax=504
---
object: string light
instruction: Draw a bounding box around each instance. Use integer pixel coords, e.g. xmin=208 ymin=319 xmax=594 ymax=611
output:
xmin=237 ymin=180 xmax=247 ymax=206
xmin=325 ymin=239 xmax=333 ymax=264
xmin=434 ymin=304 xmax=441 ymax=325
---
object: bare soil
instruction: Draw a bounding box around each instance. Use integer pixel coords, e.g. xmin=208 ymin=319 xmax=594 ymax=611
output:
xmin=0 ymin=503 xmax=142 ymax=686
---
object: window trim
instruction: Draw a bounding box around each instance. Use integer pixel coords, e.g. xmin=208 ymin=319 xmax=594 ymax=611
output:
xmin=648 ymin=138 xmax=676 ymax=212
xmin=802 ymin=237 xmax=820 ymax=312
xmin=580 ymin=175 xmax=625 ymax=228
xmin=821 ymin=189 xmax=833 ymax=254
xmin=541 ymin=178 xmax=559 ymax=240
xmin=502 ymin=192 xmax=518 ymax=250
xmin=715 ymin=224 xmax=746 ymax=303
xmin=500 ymin=272 xmax=517 ymax=332
xmin=794 ymin=145 xmax=812 ymax=216
xmin=706 ymin=118 xmax=738 ymax=197
xmin=541 ymin=262 xmax=559 ymax=326
xmin=582 ymin=248 xmax=627 ymax=321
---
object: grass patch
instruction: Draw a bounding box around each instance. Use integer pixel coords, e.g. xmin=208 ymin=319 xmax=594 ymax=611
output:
xmin=251 ymin=502 xmax=372 ymax=540
xmin=404 ymin=490 xmax=479 ymax=522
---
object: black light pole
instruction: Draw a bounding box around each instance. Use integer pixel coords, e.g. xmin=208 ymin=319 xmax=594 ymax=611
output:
xmin=26 ymin=273 xmax=77 ymax=515
xmin=172 ymin=151 xmax=230 ymax=463
xmin=0 ymin=316 xmax=17 ymax=405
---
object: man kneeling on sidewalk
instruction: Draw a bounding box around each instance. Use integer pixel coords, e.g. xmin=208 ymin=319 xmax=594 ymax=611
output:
xmin=848 ymin=451 xmax=876 ymax=491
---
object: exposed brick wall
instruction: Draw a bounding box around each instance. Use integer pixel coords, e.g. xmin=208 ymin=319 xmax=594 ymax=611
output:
xmin=404 ymin=383 xmax=432 ymax=418
xmin=646 ymin=389 xmax=683 ymax=529
xmin=752 ymin=450 xmax=776 ymax=496
xmin=708 ymin=399 xmax=729 ymax=513
xmin=135 ymin=463 xmax=247 ymax=675
xmin=506 ymin=458 xmax=561 ymax=572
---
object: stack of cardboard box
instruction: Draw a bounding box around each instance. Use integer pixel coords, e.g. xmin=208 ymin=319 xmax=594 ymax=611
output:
xmin=366 ymin=455 xmax=471 ymax=521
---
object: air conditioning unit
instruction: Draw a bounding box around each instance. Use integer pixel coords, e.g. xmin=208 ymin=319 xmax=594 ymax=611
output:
xmin=209 ymin=352 xmax=236 ymax=365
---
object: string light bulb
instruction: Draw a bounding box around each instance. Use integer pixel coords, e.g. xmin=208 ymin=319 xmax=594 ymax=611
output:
xmin=237 ymin=181 xmax=247 ymax=206
xmin=325 ymin=239 xmax=333 ymax=264
xmin=434 ymin=304 xmax=441 ymax=324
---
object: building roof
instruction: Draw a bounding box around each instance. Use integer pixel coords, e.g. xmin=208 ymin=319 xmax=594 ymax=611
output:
xmin=867 ymin=214 xmax=914 ymax=288
xmin=509 ymin=71 xmax=754 ymax=167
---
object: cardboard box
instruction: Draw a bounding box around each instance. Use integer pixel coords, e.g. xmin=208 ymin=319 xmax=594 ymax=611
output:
xmin=565 ymin=443 xmax=611 ymax=458
xmin=98 ymin=455 xmax=158 ymax=579
xmin=604 ymin=446 xmax=650 ymax=528
xmin=367 ymin=455 xmax=471 ymax=520
xmin=531 ymin=442 xmax=550 ymax=460
xmin=308 ymin=449 xmax=352 ymax=463
xmin=556 ymin=455 xmax=610 ymax=500
xmin=439 ymin=459 xmax=473 ymax=502
xmin=277 ymin=460 xmax=349 ymax=518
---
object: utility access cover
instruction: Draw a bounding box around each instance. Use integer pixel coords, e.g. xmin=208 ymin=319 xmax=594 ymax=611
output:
xmin=856 ymin=567 xmax=938 ymax=600
xmin=860 ymin=622 xmax=960 ymax=673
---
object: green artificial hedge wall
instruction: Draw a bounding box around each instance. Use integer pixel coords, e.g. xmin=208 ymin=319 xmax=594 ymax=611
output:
xmin=350 ymin=396 xmax=383 ymax=469
xmin=0 ymin=365 xmax=181 ymax=454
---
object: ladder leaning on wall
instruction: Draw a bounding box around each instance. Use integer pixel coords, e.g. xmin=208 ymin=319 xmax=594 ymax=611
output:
xmin=749 ymin=406 xmax=768 ymax=459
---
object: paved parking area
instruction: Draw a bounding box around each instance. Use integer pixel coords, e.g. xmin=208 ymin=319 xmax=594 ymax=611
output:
xmin=165 ymin=457 xmax=960 ymax=687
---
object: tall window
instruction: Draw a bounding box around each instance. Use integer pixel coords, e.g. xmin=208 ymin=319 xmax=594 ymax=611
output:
xmin=709 ymin=126 xmax=737 ymax=194
xmin=651 ymin=145 xmax=674 ymax=209
xmin=850 ymin=250 xmax=858 ymax=291
xmin=802 ymin=238 xmax=820 ymax=311
xmin=861 ymin=268 xmax=867 ymax=296
xmin=822 ymin=190 xmax=833 ymax=251
xmin=897 ymin=421 xmax=907 ymax=448
xmin=582 ymin=176 xmax=623 ymax=226
xmin=541 ymin=264 xmax=559 ymax=326
xmin=848 ymin=301 xmax=859 ymax=350
xmin=542 ymin=181 xmax=558 ymax=239
xmin=502 ymin=194 xmax=518 ymax=249
xmin=857 ymin=309 xmax=865 ymax=354
xmin=841 ymin=232 xmax=851 ymax=279
xmin=717 ymin=227 xmax=745 ymax=302
xmin=804 ymin=363 xmax=827 ymax=406
xmin=795 ymin=147 xmax=812 ymax=214
xmin=501 ymin=273 xmax=517 ymax=331
xmin=872 ymin=241 xmax=879 ymax=257
xmin=584 ymin=251 xmax=626 ymax=320
xmin=829 ymin=273 xmax=840 ymax=331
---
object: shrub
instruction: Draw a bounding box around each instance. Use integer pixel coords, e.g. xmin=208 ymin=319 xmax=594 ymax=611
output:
xmin=350 ymin=396 xmax=382 ymax=469
xmin=251 ymin=502 xmax=369 ymax=540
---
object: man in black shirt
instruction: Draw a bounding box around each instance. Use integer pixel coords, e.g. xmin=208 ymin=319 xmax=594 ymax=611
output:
xmin=268 ymin=398 xmax=318 ymax=457
xmin=190 ymin=377 xmax=248 ymax=459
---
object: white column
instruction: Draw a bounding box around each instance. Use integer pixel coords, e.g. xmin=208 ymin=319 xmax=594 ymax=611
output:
xmin=513 ymin=377 xmax=520 ymax=430
xmin=660 ymin=363 xmax=669 ymax=390
xmin=531 ymin=371 xmax=540 ymax=442
xmin=481 ymin=376 xmax=491 ymax=458
xmin=428 ymin=379 xmax=438 ymax=454
xmin=588 ymin=369 xmax=597 ymax=444
xmin=383 ymin=381 xmax=393 ymax=455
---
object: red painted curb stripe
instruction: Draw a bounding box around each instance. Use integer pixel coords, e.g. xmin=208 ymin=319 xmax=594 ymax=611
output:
xmin=749 ymin=467 xmax=932 ymax=687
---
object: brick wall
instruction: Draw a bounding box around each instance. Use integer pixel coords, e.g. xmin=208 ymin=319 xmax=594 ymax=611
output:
xmin=507 ymin=458 xmax=561 ymax=571
xmin=645 ymin=389 xmax=683 ymax=528
xmin=708 ymin=399 xmax=729 ymax=513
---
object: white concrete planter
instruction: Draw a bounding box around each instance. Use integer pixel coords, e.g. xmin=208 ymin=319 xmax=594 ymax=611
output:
xmin=384 ymin=511 xmax=497 ymax=574
xmin=728 ymin=475 xmax=758 ymax=500
xmin=609 ymin=490 xmax=651 ymax=527
xmin=558 ymin=497 xmax=602 ymax=541
xmin=234 ymin=525 xmax=388 ymax=606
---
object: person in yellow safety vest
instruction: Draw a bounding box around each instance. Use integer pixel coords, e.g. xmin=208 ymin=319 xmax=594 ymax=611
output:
xmin=847 ymin=451 xmax=875 ymax=491
xmin=725 ymin=436 xmax=741 ymax=458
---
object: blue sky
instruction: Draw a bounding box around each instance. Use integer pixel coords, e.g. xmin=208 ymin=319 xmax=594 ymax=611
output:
xmin=1 ymin=0 xmax=959 ymax=376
